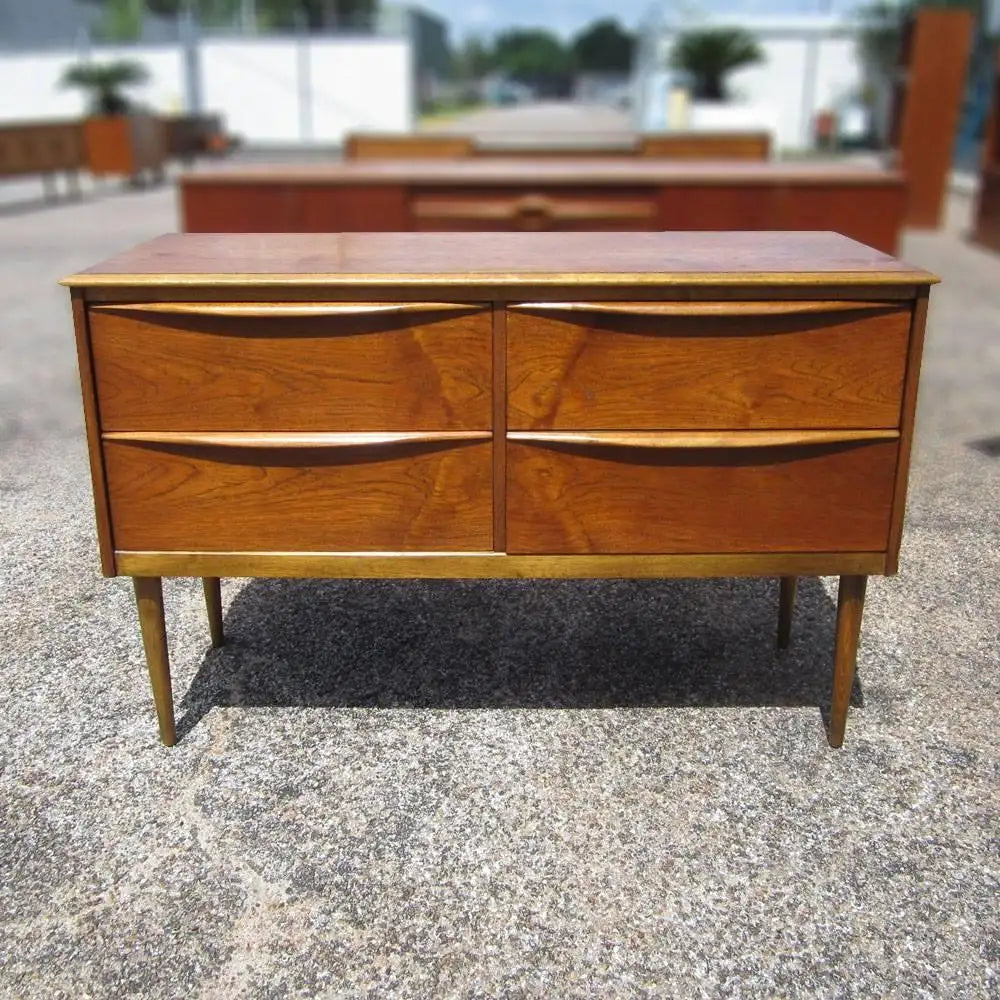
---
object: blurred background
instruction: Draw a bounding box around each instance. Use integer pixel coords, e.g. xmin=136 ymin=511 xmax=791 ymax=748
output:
xmin=0 ymin=0 xmax=995 ymax=161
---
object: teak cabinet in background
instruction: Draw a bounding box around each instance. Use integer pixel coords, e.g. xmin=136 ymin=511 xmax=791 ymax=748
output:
xmin=63 ymin=232 xmax=937 ymax=748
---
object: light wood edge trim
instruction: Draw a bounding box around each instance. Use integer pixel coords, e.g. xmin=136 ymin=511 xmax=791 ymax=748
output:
xmin=89 ymin=301 xmax=486 ymax=318
xmin=492 ymin=304 xmax=507 ymax=552
xmin=411 ymin=197 xmax=657 ymax=222
xmin=61 ymin=272 xmax=941 ymax=289
xmin=115 ymin=551 xmax=887 ymax=579
xmin=886 ymin=291 xmax=929 ymax=574
xmin=72 ymin=291 xmax=116 ymax=576
xmin=102 ymin=431 xmax=492 ymax=448
xmin=510 ymin=300 xmax=906 ymax=316
xmin=508 ymin=430 xmax=901 ymax=449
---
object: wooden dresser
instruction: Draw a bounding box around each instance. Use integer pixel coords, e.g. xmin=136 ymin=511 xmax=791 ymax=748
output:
xmin=179 ymin=161 xmax=907 ymax=254
xmin=63 ymin=232 xmax=937 ymax=747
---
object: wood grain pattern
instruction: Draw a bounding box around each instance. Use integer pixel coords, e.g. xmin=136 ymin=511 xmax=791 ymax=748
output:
xmin=89 ymin=303 xmax=491 ymax=431
xmin=115 ymin=550 xmax=887 ymax=579
xmin=507 ymin=438 xmax=899 ymax=554
xmin=104 ymin=431 xmax=492 ymax=448
xmin=105 ymin=438 xmax=493 ymax=552
xmin=508 ymin=304 xmax=911 ymax=430
xmin=71 ymin=290 xmax=116 ymax=576
xmin=885 ymin=289 xmax=929 ymax=574
xmin=63 ymin=232 xmax=937 ymax=289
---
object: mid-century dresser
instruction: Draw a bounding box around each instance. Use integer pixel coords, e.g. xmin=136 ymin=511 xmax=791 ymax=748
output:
xmin=63 ymin=232 xmax=937 ymax=747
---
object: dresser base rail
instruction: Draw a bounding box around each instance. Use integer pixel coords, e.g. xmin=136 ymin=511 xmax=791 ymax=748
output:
xmin=115 ymin=550 xmax=887 ymax=579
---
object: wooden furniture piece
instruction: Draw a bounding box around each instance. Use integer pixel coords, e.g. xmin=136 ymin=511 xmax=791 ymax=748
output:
xmin=889 ymin=6 xmax=973 ymax=228
xmin=162 ymin=113 xmax=227 ymax=165
xmin=973 ymin=45 xmax=1000 ymax=252
xmin=180 ymin=160 xmax=907 ymax=253
xmin=64 ymin=231 xmax=935 ymax=748
xmin=0 ymin=119 xmax=85 ymax=199
xmin=343 ymin=131 xmax=771 ymax=160
xmin=82 ymin=113 xmax=166 ymax=184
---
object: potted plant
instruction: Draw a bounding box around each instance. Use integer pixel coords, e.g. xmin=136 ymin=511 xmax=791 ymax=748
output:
xmin=669 ymin=28 xmax=764 ymax=101
xmin=60 ymin=59 xmax=166 ymax=183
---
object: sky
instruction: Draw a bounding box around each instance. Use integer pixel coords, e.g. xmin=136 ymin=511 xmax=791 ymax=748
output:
xmin=415 ymin=0 xmax=856 ymax=41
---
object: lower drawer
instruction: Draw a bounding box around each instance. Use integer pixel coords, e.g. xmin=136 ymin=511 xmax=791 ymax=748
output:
xmin=507 ymin=435 xmax=898 ymax=554
xmin=105 ymin=436 xmax=493 ymax=552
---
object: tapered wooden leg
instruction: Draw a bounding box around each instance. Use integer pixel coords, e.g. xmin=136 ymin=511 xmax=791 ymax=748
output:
xmin=777 ymin=576 xmax=798 ymax=649
xmin=828 ymin=574 xmax=867 ymax=749
xmin=133 ymin=577 xmax=176 ymax=746
xmin=202 ymin=577 xmax=224 ymax=648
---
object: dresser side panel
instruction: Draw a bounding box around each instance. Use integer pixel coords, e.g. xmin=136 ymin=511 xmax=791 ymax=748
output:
xmin=886 ymin=291 xmax=930 ymax=573
xmin=72 ymin=292 xmax=116 ymax=576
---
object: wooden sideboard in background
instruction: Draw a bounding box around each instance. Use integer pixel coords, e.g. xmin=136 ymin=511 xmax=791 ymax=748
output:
xmin=63 ymin=231 xmax=936 ymax=748
xmin=0 ymin=119 xmax=86 ymax=199
xmin=180 ymin=160 xmax=906 ymax=253
xmin=343 ymin=131 xmax=772 ymax=161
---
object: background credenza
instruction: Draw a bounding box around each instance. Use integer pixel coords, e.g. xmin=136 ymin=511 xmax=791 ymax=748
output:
xmin=343 ymin=131 xmax=772 ymax=160
xmin=179 ymin=161 xmax=907 ymax=254
xmin=64 ymin=231 xmax=935 ymax=747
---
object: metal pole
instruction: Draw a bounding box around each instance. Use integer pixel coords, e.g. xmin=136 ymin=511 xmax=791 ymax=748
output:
xmin=180 ymin=1 xmax=203 ymax=113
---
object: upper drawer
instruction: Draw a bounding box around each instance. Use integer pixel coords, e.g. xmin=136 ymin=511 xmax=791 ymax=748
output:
xmin=89 ymin=302 xmax=492 ymax=431
xmin=508 ymin=301 xmax=912 ymax=430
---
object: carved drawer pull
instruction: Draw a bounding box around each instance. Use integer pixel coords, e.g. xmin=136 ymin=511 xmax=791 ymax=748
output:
xmin=103 ymin=431 xmax=491 ymax=449
xmin=509 ymin=430 xmax=900 ymax=449
xmin=511 ymin=301 xmax=901 ymax=317
xmin=92 ymin=302 xmax=483 ymax=318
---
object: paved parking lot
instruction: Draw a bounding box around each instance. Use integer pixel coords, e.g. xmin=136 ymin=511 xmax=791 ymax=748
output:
xmin=0 ymin=167 xmax=997 ymax=997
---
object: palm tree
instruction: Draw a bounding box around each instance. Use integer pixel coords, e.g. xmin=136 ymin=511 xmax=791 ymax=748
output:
xmin=669 ymin=28 xmax=764 ymax=101
xmin=60 ymin=60 xmax=150 ymax=116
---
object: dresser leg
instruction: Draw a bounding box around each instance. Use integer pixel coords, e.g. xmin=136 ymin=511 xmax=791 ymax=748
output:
xmin=202 ymin=577 xmax=225 ymax=648
xmin=777 ymin=576 xmax=798 ymax=649
xmin=133 ymin=577 xmax=176 ymax=747
xmin=828 ymin=574 xmax=867 ymax=749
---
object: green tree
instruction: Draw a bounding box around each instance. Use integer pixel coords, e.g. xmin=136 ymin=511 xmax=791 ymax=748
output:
xmin=669 ymin=27 xmax=764 ymax=101
xmin=453 ymin=35 xmax=495 ymax=80
xmin=493 ymin=28 xmax=574 ymax=95
xmin=571 ymin=19 xmax=634 ymax=74
xmin=60 ymin=60 xmax=150 ymax=114
xmin=141 ymin=0 xmax=375 ymax=29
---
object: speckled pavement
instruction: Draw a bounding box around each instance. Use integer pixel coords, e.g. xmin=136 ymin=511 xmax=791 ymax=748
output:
xmin=1 ymin=175 xmax=997 ymax=999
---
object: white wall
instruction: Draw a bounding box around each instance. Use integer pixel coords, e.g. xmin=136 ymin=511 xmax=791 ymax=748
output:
xmin=638 ymin=16 xmax=866 ymax=151
xmin=0 ymin=36 xmax=413 ymax=144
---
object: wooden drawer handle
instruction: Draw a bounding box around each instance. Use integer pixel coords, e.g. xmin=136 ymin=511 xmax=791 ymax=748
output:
xmin=510 ymin=301 xmax=901 ymax=317
xmin=509 ymin=430 xmax=900 ymax=449
xmin=104 ymin=431 xmax=491 ymax=449
xmin=92 ymin=302 xmax=484 ymax=319
xmin=412 ymin=196 xmax=656 ymax=223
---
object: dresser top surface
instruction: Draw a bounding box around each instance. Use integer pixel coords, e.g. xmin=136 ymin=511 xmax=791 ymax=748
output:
xmin=178 ymin=158 xmax=904 ymax=187
xmin=63 ymin=231 xmax=937 ymax=289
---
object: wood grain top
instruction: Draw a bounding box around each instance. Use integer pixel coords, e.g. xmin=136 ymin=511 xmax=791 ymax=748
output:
xmin=63 ymin=232 xmax=937 ymax=289
xmin=177 ymin=158 xmax=904 ymax=187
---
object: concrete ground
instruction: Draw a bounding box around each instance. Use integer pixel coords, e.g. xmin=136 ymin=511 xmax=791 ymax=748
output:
xmin=0 ymin=159 xmax=998 ymax=998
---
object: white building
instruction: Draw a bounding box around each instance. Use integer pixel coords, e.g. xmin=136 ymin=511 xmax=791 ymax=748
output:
xmin=633 ymin=6 xmax=874 ymax=152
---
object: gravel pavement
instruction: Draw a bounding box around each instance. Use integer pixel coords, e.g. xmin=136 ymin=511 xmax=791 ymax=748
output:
xmin=0 ymin=170 xmax=997 ymax=998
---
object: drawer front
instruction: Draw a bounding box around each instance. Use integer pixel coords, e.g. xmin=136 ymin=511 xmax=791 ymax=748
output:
xmin=508 ymin=302 xmax=910 ymax=430
xmin=507 ymin=435 xmax=898 ymax=554
xmin=90 ymin=303 xmax=491 ymax=431
xmin=105 ymin=436 xmax=493 ymax=552
xmin=411 ymin=187 xmax=660 ymax=232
